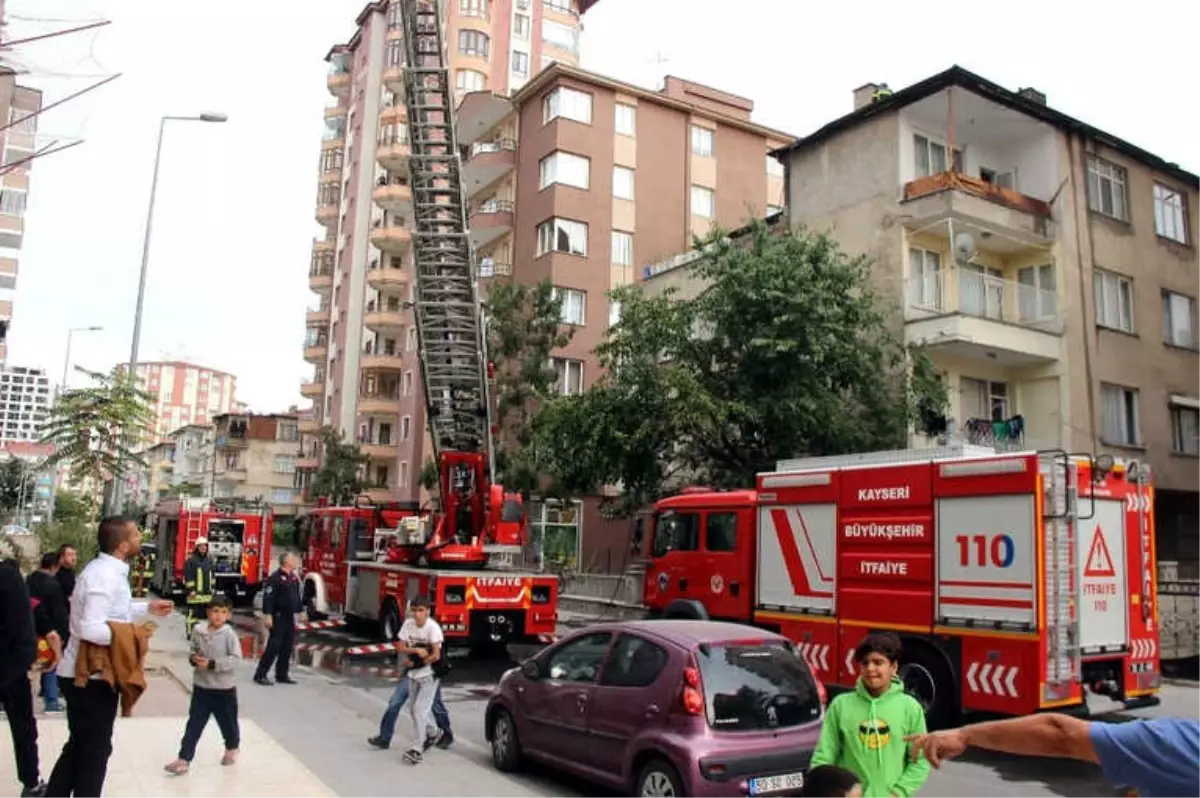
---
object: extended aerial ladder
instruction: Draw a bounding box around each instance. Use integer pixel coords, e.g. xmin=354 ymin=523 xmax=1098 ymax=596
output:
xmin=398 ymin=0 xmax=524 ymax=567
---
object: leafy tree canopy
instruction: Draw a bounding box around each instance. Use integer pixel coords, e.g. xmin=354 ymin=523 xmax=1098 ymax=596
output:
xmin=0 ymin=457 xmax=37 ymax=515
xmin=309 ymin=426 xmax=368 ymax=505
xmin=534 ymin=221 xmax=949 ymax=516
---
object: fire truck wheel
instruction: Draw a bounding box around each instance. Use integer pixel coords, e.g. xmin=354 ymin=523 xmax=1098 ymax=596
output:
xmin=662 ymin=599 xmax=708 ymax=621
xmin=898 ymin=643 xmax=958 ymax=730
xmin=302 ymin=582 xmax=324 ymax=621
xmin=380 ymin=600 xmax=403 ymax=641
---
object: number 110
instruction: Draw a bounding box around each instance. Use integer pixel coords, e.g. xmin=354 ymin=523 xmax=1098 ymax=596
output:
xmin=955 ymin=534 xmax=1015 ymax=568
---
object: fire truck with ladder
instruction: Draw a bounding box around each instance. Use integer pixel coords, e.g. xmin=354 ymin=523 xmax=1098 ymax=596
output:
xmin=148 ymin=497 xmax=274 ymax=605
xmin=639 ymin=445 xmax=1161 ymax=726
xmin=295 ymin=0 xmax=558 ymax=650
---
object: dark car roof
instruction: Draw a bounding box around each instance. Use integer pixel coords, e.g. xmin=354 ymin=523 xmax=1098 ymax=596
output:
xmin=575 ymin=619 xmax=785 ymax=648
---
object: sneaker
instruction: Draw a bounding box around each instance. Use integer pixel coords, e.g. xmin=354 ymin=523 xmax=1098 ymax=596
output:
xmin=20 ymin=780 xmax=46 ymax=797
xmin=43 ymin=702 xmax=64 ymax=713
xmin=253 ymin=676 xmax=273 ymax=686
xmin=367 ymin=736 xmax=390 ymax=750
xmin=436 ymin=731 xmax=454 ymax=750
xmin=163 ymin=759 xmax=190 ymax=776
xmin=221 ymin=750 xmax=238 ymax=766
xmin=276 ymin=677 xmax=299 ymax=685
xmin=402 ymin=749 xmax=423 ymax=765
xmin=422 ymin=729 xmax=442 ymax=751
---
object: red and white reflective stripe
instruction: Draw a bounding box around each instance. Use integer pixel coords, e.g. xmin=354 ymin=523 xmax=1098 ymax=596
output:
xmin=296 ymin=618 xmax=348 ymax=632
xmin=798 ymin=642 xmax=829 ymax=673
xmin=345 ymin=641 xmax=406 ymax=656
xmin=293 ymin=642 xmax=341 ymax=654
xmin=966 ymin=662 xmax=1020 ymax=698
xmin=343 ymin=664 xmax=405 ymax=679
xmin=1131 ymin=638 xmax=1157 ymax=659
xmin=537 ymin=633 xmax=557 ymax=644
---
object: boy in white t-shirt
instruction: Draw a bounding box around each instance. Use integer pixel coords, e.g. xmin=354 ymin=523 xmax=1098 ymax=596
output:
xmin=396 ymin=596 xmax=444 ymax=765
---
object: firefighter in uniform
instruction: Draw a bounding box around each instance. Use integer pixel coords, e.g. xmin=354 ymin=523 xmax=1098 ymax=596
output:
xmin=183 ymin=537 xmax=215 ymax=636
xmin=130 ymin=537 xmax=156 ymax=598
xmin=254 ymin=553 xmax=302 ymax=686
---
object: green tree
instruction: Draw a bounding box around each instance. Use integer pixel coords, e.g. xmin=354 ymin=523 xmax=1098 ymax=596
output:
xmin=534 ymin=222 xmax=949 ymax=516
xmin=53 ymin=491 xmax=96 ymax=526
xmin=309 ymin=426 xmax=368 ymax=504
xmin=0 ymin=457 xmax=37 ymax=516
xmin=485 ymin=280 xmax=574 ymax=496
xmin=39 ymin=366 xmax=155 ymax=497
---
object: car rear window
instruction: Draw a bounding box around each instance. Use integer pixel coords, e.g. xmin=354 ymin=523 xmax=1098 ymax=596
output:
xmin=696 ymin=641 xmax=821 ymax=731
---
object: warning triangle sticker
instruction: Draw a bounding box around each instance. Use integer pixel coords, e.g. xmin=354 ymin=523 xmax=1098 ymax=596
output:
xmin=1084 ymin=526 xmax=1116 ymax=578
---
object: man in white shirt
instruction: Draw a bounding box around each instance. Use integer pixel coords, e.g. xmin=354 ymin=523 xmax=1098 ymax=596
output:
xmin=396 ymin=596 xmax=444 ymax=765
xmin=45 ymin=517 xmax=172 ymax=798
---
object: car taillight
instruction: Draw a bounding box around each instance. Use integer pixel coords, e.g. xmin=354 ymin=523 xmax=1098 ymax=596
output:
xmin=681 ymin=664 xmax=704 ymax=715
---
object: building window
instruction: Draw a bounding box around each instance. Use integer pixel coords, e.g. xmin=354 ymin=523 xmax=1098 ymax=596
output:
xmin=270 ymin=488 xmax=296 ymax=504
xmin=690 ymin=185 xmax=714 ymax=218
xmin=612 ymin=166 xmax=634 ymax=200
xmin=539 ymin=150 xmax=590 ymax=190
xmin=7 ymin=108 xmax=35 ymax=134
xmin=0 ymin=189 xmax=26 ymax=217
xmin=1163 ymin=291 xmax=1197 ymax=348
xmin=1100 ymin=383 xmax=1140 ymax=447
xmin=274 ymin=455 xmax=297 ymax=474
xmin=387 ymin=38 xmax=404 ymax=68
xmin=611 ymin=231 xmax=633 ymax=266
xmin=542 ymin=19 xmax=579 ymax=55
xmin=553 ymin=358 xmax=584 ymax=395
xmin=458 ymin=30 xmax=490 ymax=58
xmin=608 ymin=299 xmax=622 ymax=328
xmin=459 ymin=0 xmax=487 ymax=17
xmin=1154 ymin=183 xmax=1188 ymax=244
xmin=908 ymin=248 xmax=942 ymax=309
xmin=398 ymin=460 xmax=410 ymax=488
xmin=1093 ymin=268 xmax=1134 ymax=333
xmin=513 ymin=13 xmax=530 ymax=40
xmin=1171 ymin=403 xmax=1200 ymax=455
xmin=455 ymin=69 xmax=486 ymax=93
xmin=402 ymin=370 xmax=414 ymax=396
xmin=1086 ymin=156 xmax=1128 ymax=221
xmin=511 ymin=51 xmax=529 ymax=77
xmin=320 ymin=149 xmax=343 ymax=173
xmin=614 ymin=103 xmax=635 ymax=136
xmin=690 ymin=126 xmax=713 ymax=157
xmin=401 ymin=415 xmax=411 ymax=441
xmin=913 ymin=134 xmax=962 ymax=178
xmin=1017 ymin=263 xmax=1057 ymax=321
xmin=536 ymin=217 xmax=588 ymax=257
xmin=553 ymin=287 xmax=586 ymax=325
xmin=766 ymin=154 xmax=784 ymax=177
xmin=388 ymin=1 xmax=403 ymax=29
xmin=543 ymin=86 xmax=592 ymax=125
xmin=277 ymin=422 xmax=299 ymax=442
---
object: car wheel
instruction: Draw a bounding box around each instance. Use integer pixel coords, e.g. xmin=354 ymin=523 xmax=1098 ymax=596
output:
xmin=489 ymin=709 xmax=521 ymax=772
xmin=380 ymin=601 xmax=402 ymax=641
xmin=636 ymin=758 xmax=684 ymax=797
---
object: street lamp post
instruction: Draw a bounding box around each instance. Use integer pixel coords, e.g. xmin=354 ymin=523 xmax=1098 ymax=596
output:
xmin=60 ymin=325 xmax=103 ymax=394
xmin=112 ymin=112 xmax=227 ymax=515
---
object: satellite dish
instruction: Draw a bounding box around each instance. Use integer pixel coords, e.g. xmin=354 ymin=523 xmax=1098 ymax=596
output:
xmin=953 ymin=232 xmax=976 ymax=263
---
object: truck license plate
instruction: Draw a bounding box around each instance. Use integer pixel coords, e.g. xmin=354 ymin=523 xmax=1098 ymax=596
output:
xmin=749 ymin=772 xmax=804 ymax=795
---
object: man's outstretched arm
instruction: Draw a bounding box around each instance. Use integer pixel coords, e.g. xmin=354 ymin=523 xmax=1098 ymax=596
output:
xmin=906 ymin=713 xmax=1097 ymax=768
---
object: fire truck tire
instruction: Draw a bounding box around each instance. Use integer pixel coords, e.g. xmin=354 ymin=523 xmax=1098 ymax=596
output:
xmin=380 ymin=600 xmax=403 ymax=641
xmin=898 ymin=640 xmax=959 ymax=730
xmin=661 ymin=599 xmax=709 ymax=621
xmin=301 ymin=581 xmax=325 ymax=621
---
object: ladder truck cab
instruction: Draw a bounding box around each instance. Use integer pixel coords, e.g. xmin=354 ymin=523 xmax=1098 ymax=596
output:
xmin=148 ymin=497 xmax=274 ymax=605
xmin=298 ymin=499 xmax=559 ymax=647
xmin=641 ymin=446 xmax=1161 ymax=726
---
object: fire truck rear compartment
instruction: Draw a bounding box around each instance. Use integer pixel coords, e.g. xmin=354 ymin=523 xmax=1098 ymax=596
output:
xmin=207 ymin=520 xmax=246 ymax=592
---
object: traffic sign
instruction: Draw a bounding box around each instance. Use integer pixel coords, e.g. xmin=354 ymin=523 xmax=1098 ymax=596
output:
xmin=1084 ymin=526 xmax=1116 ymax=578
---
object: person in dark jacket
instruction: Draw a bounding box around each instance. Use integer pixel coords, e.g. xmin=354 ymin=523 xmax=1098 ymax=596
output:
xmin=1 ymin=558 xmax=44 ymax=796
xmin=26 ymin=553 xmax=68 ymax=713
xmin=54 ymin=545 xmax=77 ymax=604
xmin=183 ymin=538 xmax=215 ymax=637
xmin=253 ymin=553 xmax=301 ymax=686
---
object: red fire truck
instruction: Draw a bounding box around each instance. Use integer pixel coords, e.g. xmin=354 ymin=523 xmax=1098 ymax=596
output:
xmin=148 ymin=498 xmax=273 ymax=605
xmin=640 ymin=447 xmax=1161 ymax=726
xmin=297 ymin=501 xmax=558 ymax=648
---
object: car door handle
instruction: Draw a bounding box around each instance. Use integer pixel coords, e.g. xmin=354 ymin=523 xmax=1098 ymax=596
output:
xmin=679 ymin=578 xmax=689 ymax=591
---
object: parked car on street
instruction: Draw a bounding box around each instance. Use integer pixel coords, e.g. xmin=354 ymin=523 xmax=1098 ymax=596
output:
xmin=484 ymin=619 xmax=826 ymax=797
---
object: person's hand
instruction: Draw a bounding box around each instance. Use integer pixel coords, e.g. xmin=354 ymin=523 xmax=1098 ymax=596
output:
xmin=263 ymin=616 xmax=273 ymax=630
xmin=905 ymin=729 xmax=968 ymax=768
xmin=193 ymin=656 xmax=209 ymax=670
xmin=148 ymin=599 xmax=174 ymax=617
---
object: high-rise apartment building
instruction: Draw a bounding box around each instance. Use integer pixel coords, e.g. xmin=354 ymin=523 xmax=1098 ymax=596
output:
xmin=0 ymin=66 xmax=43 ymax=364
xmin=0 ymin=364 xmax=51 ymax=443
xmin=132 ymin=361 xmax=238 ymax=445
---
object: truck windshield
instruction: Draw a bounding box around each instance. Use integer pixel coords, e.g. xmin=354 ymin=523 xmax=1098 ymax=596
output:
xmin=500 ymin=498 xmax=524 ymax=523
xmin=696 ymin=640 xmax=822 ymax=732
xmin=652 ymin=511 xmax=698 ymax=557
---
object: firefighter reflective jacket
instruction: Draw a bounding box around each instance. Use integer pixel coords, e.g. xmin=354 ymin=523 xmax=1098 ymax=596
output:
xmin=184 ymin=552 xmax=215 ymax=603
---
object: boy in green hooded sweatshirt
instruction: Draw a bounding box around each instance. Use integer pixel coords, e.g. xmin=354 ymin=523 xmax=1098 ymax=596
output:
xmin=810 ymin=632 xmax=931 ymax=797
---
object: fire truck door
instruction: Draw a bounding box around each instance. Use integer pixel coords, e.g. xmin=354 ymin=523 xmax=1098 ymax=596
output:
xmin=1079 ymin=499 xmax=1129 ymax=653
xmin=648 ymin=509 xmax=703 ymax=604
xmin=698 ymin=507 xmax=755 ymax=621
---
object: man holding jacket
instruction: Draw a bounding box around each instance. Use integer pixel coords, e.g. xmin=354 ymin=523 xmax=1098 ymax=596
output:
xmin=253 ymin=553 xmax=301 ymax=686
xmin=183 ymin=538 xmax=214 ymax=637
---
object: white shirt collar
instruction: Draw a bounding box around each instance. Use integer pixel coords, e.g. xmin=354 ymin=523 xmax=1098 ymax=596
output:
xmin=97 ymin=552 xmax=130 ymax=576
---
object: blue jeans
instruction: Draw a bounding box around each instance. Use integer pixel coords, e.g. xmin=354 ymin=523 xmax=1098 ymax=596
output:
xmin=42 ymin=667 xmax=60 ymax=708
xmin=378 ymin=677 xmax=450 ymax=744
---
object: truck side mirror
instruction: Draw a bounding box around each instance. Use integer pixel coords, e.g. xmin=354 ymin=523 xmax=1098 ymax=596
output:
xmin=630 ymin=517 xmax=645 ymax=557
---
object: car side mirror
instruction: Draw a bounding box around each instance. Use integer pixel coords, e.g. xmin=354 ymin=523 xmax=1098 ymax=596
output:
xmin=521 ymin=658 xmax=541 ymax=680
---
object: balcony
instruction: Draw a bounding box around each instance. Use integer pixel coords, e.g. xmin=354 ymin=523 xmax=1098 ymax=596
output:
xmin=369 ymin=219 xmax=413 ymax=254
xmin=364 ymin=300 xmax=406 ymax=332
xmin=383 ymin=61 xmax=405 ymax=94
xmin=362 ymin=343 xmax=405 ymax=370
xmin=373 ymin=175 xmax=413 ymax=216
xmin=359 ymin=391 xmax=402 ymax=415
xmin=377 ymin=135 xmax=411 ymax=170
xmin=903 ymin=171 xmax=1055 ymax=247
xmin=308 ymin=268 xmax=334 ymax=293
xmin=306 ymin=305 xmax=331 ymax=324
xmin=303 ymin=338 xmax=329 ymax=363
xmin=315 ymin=192 xmax=339 ymax=226
xmin=467 ymin=199 xmax=514 ymax=250
xmin=904 ymin=268 xmax=1063 ymax=366
xmin=366 ymin=260 xmax=407 ymax=290
xmin=365 ymin=486 xmax=396 ymax=504
xmin=477 ymin=258 xmax=512 ymax=278
xmin=312 ymin=237 xmax=334 ymax=255
xmin=455 ymin=91 xmax=512 ymax=147
xmin=298 ymin=416 xmax=321 ymax=434
xmin=327 ymin=55 xmax=351 ymax=96
xmin=463 ymin=139 xmax=516 ymax=199
xmin=298 ymin=455 xmax=320 ymax=470
xmin=300 ymin=379 xmax=323 ymax=398
xmin=358 ymin=436 xmax=396 ymax=459
xmin=324 ymin=102 xmax=347 ymax=120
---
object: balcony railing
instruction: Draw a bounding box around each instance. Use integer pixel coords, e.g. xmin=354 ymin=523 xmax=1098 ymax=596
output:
xmin=366 ymin=299 xmax=405 ymax=314
xmin=904 ymin=171 xmax=1052 ymax=218
xmin=376 ymin=174 xmax=410 ymax=189
xmin=472 ymin=199 xmax=515 ymax=216
xmin=358 ymin=433 xmax=394 ymax=446
xmin=905 ymin=268 xmax=1061 ymax=331
xmin=470 ymin=138 xmax=517 ymax=157
xmin=478 ymin=259 xmax=511 ymax=277
xmin=364 ymin=341 xmax=400 ymax=357
xmin=962 ymin=415 xmax=1027 ymax=452
xmin=543 ymin=0 xmax=579 ymax=17
xmin=360 ymin=390 xmax=401 ymax=402
xmin=309 ymin=265 xmax=334 ymax=278
xmin=306 ymin=334 xmax=329 ymax=348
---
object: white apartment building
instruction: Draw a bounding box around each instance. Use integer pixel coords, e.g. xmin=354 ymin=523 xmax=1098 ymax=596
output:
xmin=0 ymin=364 xmax=51 ymax=442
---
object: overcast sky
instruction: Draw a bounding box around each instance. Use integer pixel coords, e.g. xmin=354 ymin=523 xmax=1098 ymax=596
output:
xmin=7 ymin=0 xmax=1197 ymax=411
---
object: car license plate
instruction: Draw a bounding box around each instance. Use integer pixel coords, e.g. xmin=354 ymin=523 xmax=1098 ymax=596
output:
xmin=749 ymin=772 xmax=805 ymax=795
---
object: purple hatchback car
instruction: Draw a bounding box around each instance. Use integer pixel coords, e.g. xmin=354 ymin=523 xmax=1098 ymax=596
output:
xmin=484 ymin=620 xmax=825 ymax=797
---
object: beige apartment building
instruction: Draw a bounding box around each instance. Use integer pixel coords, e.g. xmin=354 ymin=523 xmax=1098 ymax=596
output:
xmin=212 ymin=412 xmax=304 ymax=521
xmin=0 ymin=68 xmax=42 ymax=363
xmin=649 ymin=66 xmax=1198 ymax=560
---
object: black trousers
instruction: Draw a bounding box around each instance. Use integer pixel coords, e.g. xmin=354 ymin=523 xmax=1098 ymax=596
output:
xmin=253 ymin=616 xmax=295 ymax=680
xmin=0 ymin=673 xmax=39 ymax=789
xmin=46 ymin=677 xmax=118 ymax=798
xmin=178 ymin=686 xmax=240 ymax=761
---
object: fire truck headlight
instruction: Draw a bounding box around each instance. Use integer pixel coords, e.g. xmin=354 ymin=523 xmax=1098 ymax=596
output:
xmin=443 ymin=585 xmax=466 ymax=605
xmin=531 ymin=586 xmax=551 ymax=604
